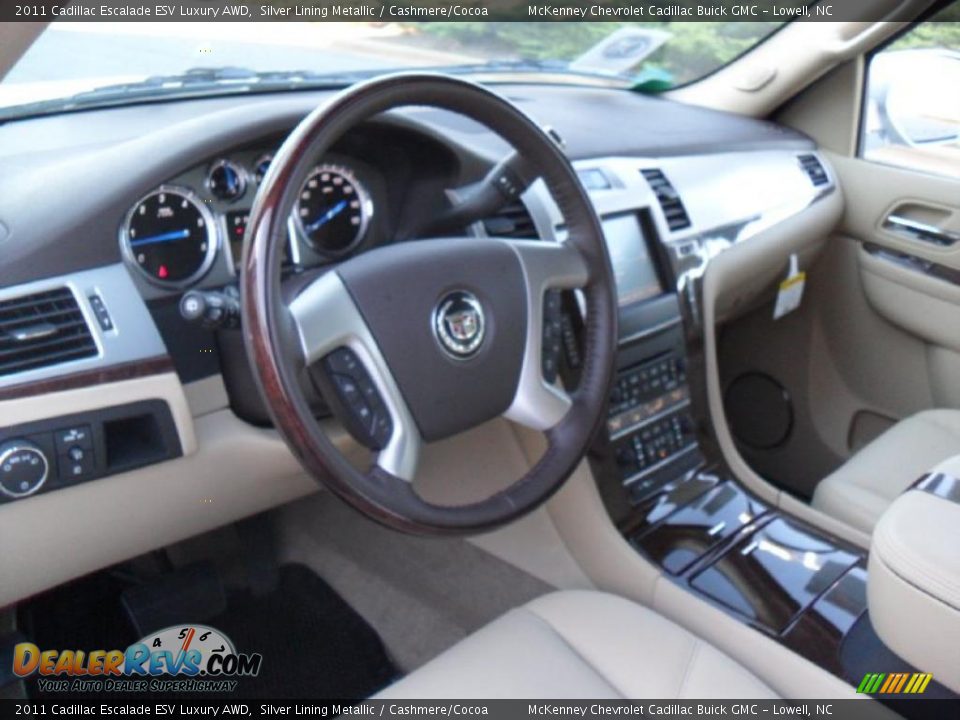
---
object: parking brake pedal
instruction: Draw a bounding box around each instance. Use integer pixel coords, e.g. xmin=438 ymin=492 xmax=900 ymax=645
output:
xmin=121 ymin=561 xmax=227 ymax=638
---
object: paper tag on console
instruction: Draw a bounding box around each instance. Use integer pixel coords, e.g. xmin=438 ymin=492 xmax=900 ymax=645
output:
xmin=773 ymin=254 xmax=805 ymax=320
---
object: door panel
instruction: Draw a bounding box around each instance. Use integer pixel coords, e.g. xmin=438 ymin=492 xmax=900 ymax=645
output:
xmin=720 ymin=12 xmax=960 ymax=499
xmin=833 ymin=154 xmax=960 ymax=268
xmin=858 ymin=242 xmax=960 ymax=353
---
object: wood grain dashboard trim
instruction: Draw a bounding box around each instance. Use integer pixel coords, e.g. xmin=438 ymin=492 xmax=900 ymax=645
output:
xmin=0 ymin=355 xmax=174 ymax=402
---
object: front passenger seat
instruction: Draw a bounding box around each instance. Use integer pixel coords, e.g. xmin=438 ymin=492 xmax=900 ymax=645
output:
xmin=813 ymin=409 xmax=960 ymax=534
xmin=377 ymin=590 xmax=774 ymax=698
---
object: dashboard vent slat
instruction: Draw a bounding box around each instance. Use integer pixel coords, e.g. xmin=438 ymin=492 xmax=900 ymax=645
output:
xmin=797 ymin=154 xmax=829 ymax=187
xmin=640 ymin=168 xmax=691 ymax=232
xmin=482 ymin=200 xmax=538 ymax=240
xmin=0 ymin=287 xmax=97 ymax=377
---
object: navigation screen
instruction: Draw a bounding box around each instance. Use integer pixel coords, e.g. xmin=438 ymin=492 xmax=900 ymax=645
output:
xmin=602 ymin=214 xmax=663 ymax=307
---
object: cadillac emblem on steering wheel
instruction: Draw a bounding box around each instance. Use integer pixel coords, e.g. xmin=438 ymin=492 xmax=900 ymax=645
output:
xmin=434 ymin=291 xmax=485 ymax=359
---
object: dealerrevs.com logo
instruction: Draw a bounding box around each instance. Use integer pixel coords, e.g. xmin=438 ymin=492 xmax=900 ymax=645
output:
xmin=13 ymin=625 xmax=263 ymax=694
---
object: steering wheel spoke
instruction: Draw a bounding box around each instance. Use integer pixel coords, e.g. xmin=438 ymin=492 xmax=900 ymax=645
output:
xmin=289 ymin=271 xmax=421 ymax=481
xmin=503 ymin=239 xmax=589 ymax=431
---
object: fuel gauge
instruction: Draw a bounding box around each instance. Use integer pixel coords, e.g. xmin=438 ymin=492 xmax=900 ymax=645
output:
xmin=121 ymin=186 xmax=218 ymax=287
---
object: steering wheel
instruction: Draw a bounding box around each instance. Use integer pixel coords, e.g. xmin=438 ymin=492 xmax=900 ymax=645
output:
xmin=241 ymin=74 xmax=617 ymax=535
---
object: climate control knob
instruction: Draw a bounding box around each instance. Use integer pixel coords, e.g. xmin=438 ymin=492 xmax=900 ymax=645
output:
xmin=0 ymin=440 xmax=49 ymax=499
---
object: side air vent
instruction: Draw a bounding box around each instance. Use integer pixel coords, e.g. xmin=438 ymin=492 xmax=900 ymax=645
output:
xmin=640 ymin=168 xmax=691 ymax=232
xmin=797 ymin=154 xmax=829 ymax=187
xmin=0 ymin=287 xmax=98 ymax=377
xmin=482 ymin=200 xmax=539 ymax=239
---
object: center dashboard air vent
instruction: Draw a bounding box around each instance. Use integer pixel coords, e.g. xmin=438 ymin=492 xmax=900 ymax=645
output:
xmin=482 ymin=200 xmax=539 ymax=239
xmin=797 ymin=154 xmax=829 ymax=187
xmin=0 ymin=287 xmax=98 ymax=377
xmin=640 ymin=168 xmax=691 ymax=232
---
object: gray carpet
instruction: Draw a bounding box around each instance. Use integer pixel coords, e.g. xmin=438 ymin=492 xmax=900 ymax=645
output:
xmin=273 ymin=492 xmax=554 ymax=671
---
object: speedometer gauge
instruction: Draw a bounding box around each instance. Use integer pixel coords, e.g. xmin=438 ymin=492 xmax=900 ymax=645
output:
xmin=295 ymin=164 xmax=371 ymax=255
xmin=121 ymin=186 xmax=218 ymax=287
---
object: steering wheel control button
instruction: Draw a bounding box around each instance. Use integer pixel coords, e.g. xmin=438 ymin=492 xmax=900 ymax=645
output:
xmin=369 ymin=412 xmax=393 ymax=448
xmin=0 ymin=441 xmax=50 ymax=499
xmin=53 ymin=425 xmax=93 ymax=454
xmin=323 ymin=348 xmax=393 ymax=450
xmin=334 ymin=375 xmax=371 ymax=419
xmin=326 ymin=346 xmax=361 ymax=375
xmin=542 ymin=290 xmax=564 ymax=384
xmin=433 ymin=291 xmax=485 ymax=360
xmin=561 ymin=314 xmax=581 ymax=369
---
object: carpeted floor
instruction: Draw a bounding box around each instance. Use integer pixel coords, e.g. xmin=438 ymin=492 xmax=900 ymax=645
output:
xmin=18 ymin=563 xmax=399 ymax=700
xmin=14 ymin=490 xmax=557 ymax=698
xmin=273 ymin=492 xmax=554 ymax=671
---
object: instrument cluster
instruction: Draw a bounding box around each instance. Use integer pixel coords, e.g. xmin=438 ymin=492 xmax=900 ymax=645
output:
xmin=119 ymin=148 xmax=377 ymax=292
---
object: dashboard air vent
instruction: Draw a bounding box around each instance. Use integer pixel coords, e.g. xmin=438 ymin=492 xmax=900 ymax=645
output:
xmin=640 ymin=168 xmax=691 ymax=232
xmin=482 ymin=200 xmax=538 ymax=239
xmin=797 ymin=154 xmax=829 ymax=187
xmin=0 ymin=287 xmax=97 ymax=377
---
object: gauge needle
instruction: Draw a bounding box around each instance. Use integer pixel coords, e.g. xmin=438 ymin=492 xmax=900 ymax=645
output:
xmin=130 ymin=228 xmax=191 ymax=247
xmin=306 ymin=200 xmax=348 ymax=233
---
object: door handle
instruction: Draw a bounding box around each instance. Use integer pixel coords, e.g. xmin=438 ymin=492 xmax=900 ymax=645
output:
xmin=884 ymin=215 xmax=960 ymax=247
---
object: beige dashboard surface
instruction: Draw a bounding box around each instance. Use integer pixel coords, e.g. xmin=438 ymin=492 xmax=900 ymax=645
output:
xmin=0 ymin=373 xmax=333 ymax=607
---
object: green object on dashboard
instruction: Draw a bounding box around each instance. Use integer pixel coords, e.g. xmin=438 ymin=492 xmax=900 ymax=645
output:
xmin=630 ymin=68 xmax=674 ymax=94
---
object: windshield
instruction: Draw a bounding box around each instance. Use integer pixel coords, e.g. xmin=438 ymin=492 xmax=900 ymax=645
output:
xmin=0 ymin=21 xmax=787 ymax=118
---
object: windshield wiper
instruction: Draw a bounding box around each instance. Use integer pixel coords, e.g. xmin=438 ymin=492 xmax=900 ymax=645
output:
xmin=0 ymin=67 xmax=378 ymax=121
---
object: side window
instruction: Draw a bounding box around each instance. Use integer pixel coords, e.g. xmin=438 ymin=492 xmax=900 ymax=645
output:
xmin=861 ymin=3 xmax=960 ymax=179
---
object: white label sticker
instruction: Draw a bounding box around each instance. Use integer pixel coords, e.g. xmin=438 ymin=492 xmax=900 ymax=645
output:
xmin=773 ymin=254 xmax=805 ymax=320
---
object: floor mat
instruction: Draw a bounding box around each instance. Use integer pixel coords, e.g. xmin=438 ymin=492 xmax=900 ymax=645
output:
xmin=276 ymin=491 xmax=554 ymax=670
xmin=17 ymin=564 xmax=399 ymax=699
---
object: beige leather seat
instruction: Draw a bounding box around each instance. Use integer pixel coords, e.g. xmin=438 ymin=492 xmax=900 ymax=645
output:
xmin=813 ymin=409 xmax=960 ymax=534
xmin=377 ymin=590 xmax=775 ymax=698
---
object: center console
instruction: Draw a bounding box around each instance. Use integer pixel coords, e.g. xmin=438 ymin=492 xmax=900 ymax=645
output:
xmin=579 ymin=210 xmax=703 ymax=517
xmin=574 ymin=196 xmax=956 ymax=707
xmin=868 ymin=474 xmax=960 ymax=695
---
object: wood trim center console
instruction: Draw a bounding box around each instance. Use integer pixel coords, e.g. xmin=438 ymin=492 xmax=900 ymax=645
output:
xmin=621 ymin=468 xmax=868 ymax=660
xmin=584 ymin=311 xmax=958 ymax=707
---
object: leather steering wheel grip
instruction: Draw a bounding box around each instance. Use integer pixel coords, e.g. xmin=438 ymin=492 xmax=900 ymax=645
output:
xmin=241 ymin=73 xmax=618 ymax=535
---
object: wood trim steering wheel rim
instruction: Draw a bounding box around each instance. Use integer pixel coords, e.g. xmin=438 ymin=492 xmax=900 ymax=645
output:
xmin=241 ymin=73 xmax=618 ymax=535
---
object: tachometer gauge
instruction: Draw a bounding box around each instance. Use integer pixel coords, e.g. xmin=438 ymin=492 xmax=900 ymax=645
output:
xmin=121 ymin=186 xmax=218 ymax=287
xmin=294 ymin=164 xmax=371 ymax=255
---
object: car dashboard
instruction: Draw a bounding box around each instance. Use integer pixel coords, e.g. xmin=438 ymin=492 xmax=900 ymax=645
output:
xmin=0 ymin=81 xmax=841 ymax=610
